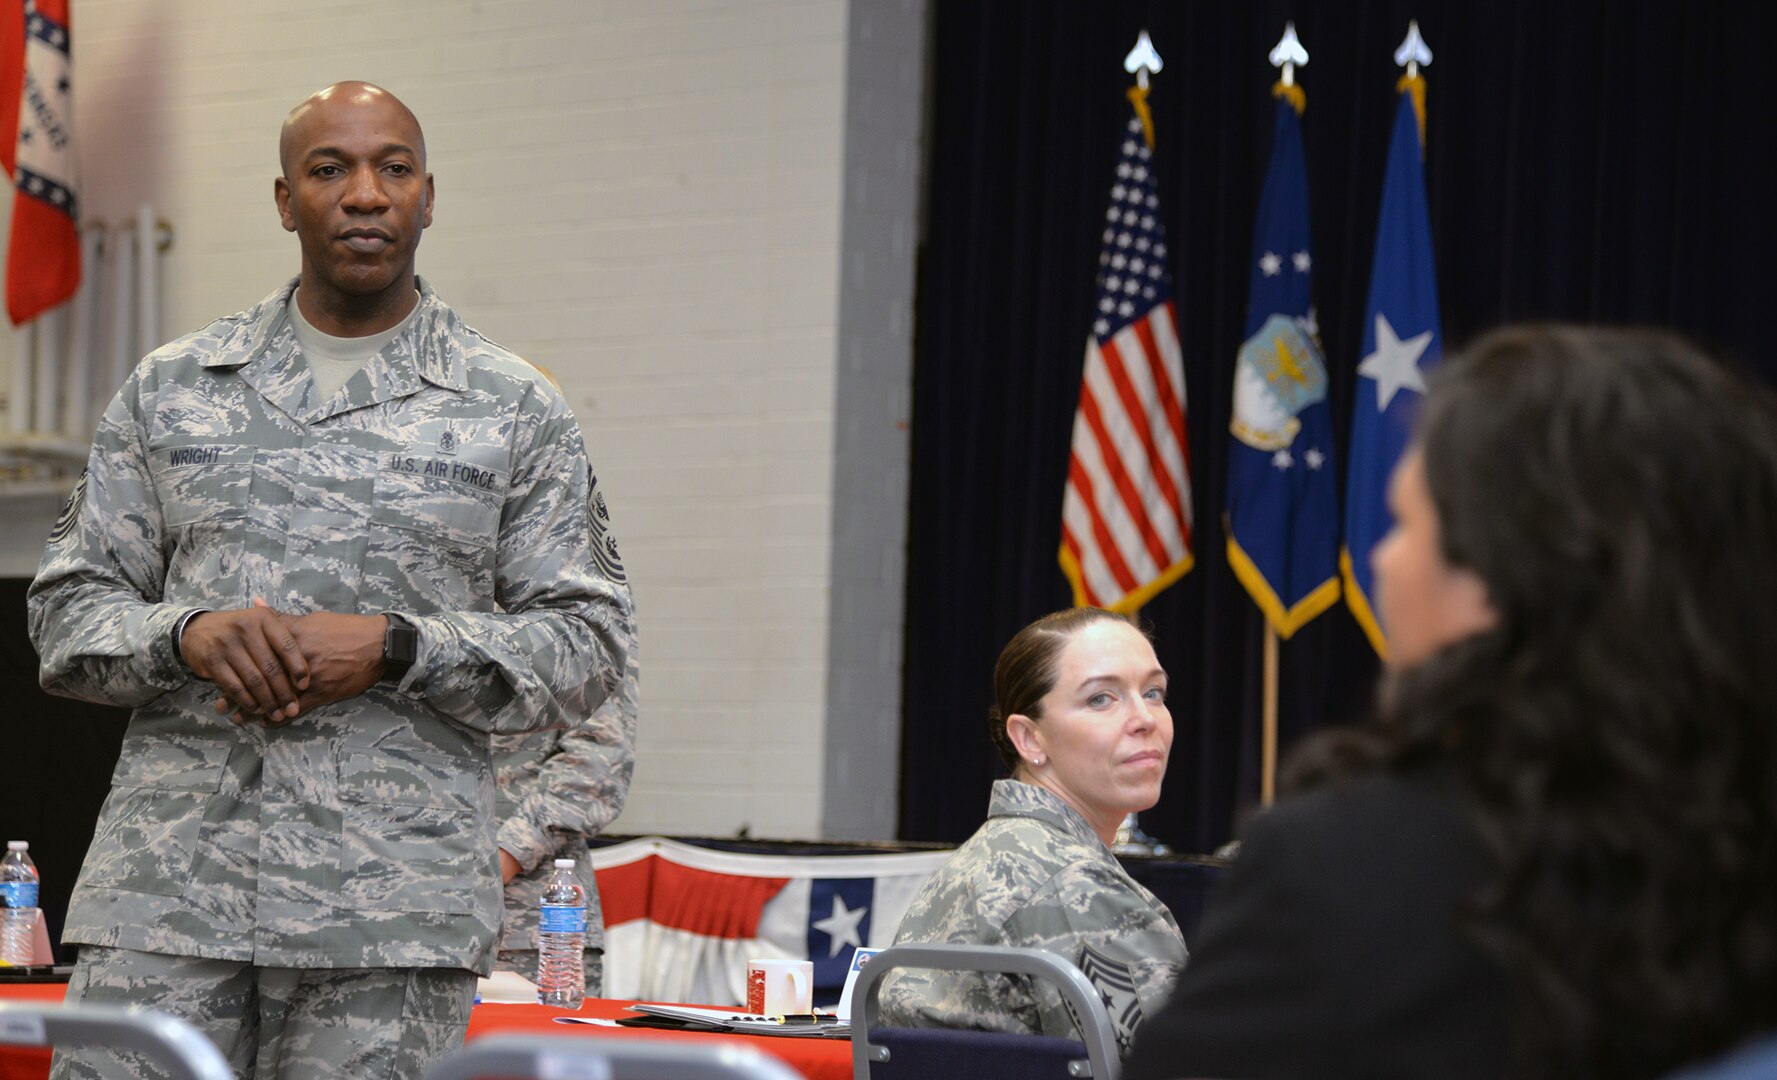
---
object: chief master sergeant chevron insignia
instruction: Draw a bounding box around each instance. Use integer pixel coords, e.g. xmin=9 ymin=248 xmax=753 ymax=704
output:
xmin=1078 ymin=941 xmax=1145 ymax=1055
xmin=48 ymin=468 xmax=87 ymax=544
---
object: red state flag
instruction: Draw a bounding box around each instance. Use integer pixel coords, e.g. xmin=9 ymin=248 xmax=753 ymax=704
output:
xmin=2 ymin=0 xmax=79 ymax=326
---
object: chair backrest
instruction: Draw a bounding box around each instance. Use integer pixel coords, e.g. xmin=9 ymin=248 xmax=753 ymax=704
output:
xmin=850 ymin=943 xmax=1121 ymax=1080
xmin=421 ymin=1032 xmax=806 ymax=1080
xmin=0 ymin=1000 xmax=233 ymax=1080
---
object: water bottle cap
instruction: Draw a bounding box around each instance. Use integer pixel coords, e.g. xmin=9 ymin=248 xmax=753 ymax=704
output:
xmin=5 ymin=842 xmax=25 ymax=851
xmin=553 ymin=858 xmax=575 ymax=868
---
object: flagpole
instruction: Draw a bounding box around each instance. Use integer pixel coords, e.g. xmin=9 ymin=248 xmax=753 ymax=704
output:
xmin=1254 ymin=20 xmax=1310 ymax=810
xmin=1261 ymin=625 xmax=1279 ymax=805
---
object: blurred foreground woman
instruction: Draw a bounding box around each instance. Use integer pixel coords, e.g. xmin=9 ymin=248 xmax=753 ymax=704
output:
xmin=882 ymin=608 xmax=1188 ymax=1058
xmin=1128 ymin=325 xmax=1777 ymax=1080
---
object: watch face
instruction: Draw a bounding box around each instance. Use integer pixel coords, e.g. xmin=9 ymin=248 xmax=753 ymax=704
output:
xmin=385 ymin=619 xmax=418 ymax=669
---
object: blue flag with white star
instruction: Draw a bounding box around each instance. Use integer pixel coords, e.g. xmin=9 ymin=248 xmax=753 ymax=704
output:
xmin=1343 ymin=77 xmax=1442 ymax=656
xmin=805 ymin=877 xmax=874 ymax=993
xmin=1225 ymin=88 xmax=1340 ymax=638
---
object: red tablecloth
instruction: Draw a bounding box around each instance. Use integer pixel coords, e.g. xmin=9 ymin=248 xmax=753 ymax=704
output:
xmin=0 ymin=983 xmax=65 ymax=1080
xmin=0 ymin=984 xmax=848 ymax=1080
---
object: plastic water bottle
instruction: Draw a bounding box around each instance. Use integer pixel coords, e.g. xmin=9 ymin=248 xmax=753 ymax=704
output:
xmin=537 ymin=858 xmax=586 ymax=1009
xmin=0 ymin=841 xmax=40 ymax=968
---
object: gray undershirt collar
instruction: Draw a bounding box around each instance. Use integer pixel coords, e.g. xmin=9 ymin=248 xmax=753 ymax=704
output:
xmin=288 ymin=288 xmax=421 ymax=400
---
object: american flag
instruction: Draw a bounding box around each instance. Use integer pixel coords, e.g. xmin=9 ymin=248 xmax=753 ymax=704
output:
xmin=1059 ymin=94 xmax=1193 ymax=613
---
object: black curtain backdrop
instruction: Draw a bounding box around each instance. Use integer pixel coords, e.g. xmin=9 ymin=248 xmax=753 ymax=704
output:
xmin=0 ymin=579 xmax=130 ymax=956
xmin=900 ymin=0 xmax=1776 ymax=853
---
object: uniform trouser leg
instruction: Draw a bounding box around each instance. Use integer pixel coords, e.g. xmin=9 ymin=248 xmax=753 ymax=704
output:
xmin=49 ymin=948 xmax=256 ymax=1080
xmin=252 ymin=964 xmax=476 ymax=1079
xmin=48 ymin=946 xmax=477 ymax=1080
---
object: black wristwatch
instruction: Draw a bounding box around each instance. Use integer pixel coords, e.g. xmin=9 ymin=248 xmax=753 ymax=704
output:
xmin=381 ymin=613 xmax=418 ymax=684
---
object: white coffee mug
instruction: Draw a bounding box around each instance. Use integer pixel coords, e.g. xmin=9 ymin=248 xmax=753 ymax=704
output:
xmin=745 ymin=957 xmax=813 ymax=1016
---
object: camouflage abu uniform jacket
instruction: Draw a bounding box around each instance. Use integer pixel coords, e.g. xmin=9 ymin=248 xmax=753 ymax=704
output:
xmin=26 ymin=278 xmax=634 ymax=976
xmin=493 ymin=641 xmax=638 ymax=973
xmin=881 ymin=779 xmax=1187 ymax=1058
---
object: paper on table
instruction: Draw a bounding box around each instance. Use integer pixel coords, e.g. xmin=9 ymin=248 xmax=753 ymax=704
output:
xmin=627 ymin=1003 xmax=850 ymax=1038
xmin=475 ymin=970 xmax=541 ymax=1004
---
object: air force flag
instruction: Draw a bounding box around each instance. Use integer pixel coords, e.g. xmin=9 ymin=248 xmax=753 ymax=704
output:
xmin=1343 ymin=75 xmax=1443 ymax=656
xmin=1226 ymin=86 xmax=1339 ymax=638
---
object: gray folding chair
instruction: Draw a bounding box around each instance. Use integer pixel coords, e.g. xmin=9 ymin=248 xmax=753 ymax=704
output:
xmin=0 ymin=1001 xmax=233 ymax=1080
xmin=850 ymin=943 xmax=1121 ymax=1080
xmin=423 ymin=1032 xmax=805 ymax=1080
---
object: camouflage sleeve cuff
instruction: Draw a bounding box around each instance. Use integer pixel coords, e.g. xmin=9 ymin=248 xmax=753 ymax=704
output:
xmin=172 ymin=608 xmax=211 ymax=673
xmin=140 ymin=604 xmax=206 ymax=687
xmin=383 ymin=609 xmax=429 ymax=694
xmin=496 ymin=816 xmax=556 ymax=873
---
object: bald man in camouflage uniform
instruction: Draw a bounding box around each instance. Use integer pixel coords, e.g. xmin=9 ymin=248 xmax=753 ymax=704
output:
xmin=880 ymin=779 xmax=1187 ymax=1059
xmin=27 ymin=81 xmax=633 ymax=1079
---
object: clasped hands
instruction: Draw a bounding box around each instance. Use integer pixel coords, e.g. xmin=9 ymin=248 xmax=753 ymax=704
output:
xmin=181 ymin=600 xmax=389 ymax=726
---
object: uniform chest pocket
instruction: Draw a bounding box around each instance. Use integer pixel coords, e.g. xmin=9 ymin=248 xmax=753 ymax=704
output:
xmin=366 ymin=470 xmax=503 ymax=609
xmin=149 ymin=445 xmax=256 ymax=526
xmin=371 ymin=470 xmax=501 ymax=557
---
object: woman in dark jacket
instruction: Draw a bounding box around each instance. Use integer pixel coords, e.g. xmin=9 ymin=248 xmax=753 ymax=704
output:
xmin=1128 ymin=325 xmax=1777 ymax=1080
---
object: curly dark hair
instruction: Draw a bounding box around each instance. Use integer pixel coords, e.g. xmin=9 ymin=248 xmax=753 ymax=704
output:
xmin=1287 ymin=324 xmax=1777 ymax=1078
xmin=985 ymin=607 xmax=1139 ymax=774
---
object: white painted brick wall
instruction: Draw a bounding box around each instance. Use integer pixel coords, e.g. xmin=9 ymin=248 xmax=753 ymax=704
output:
xmin=0 ymin=0 xmax=925 ymax=840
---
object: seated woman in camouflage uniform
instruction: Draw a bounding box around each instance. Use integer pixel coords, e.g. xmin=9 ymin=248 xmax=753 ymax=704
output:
xmin=880 ymin=607 xmax=1188 ymax=1058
